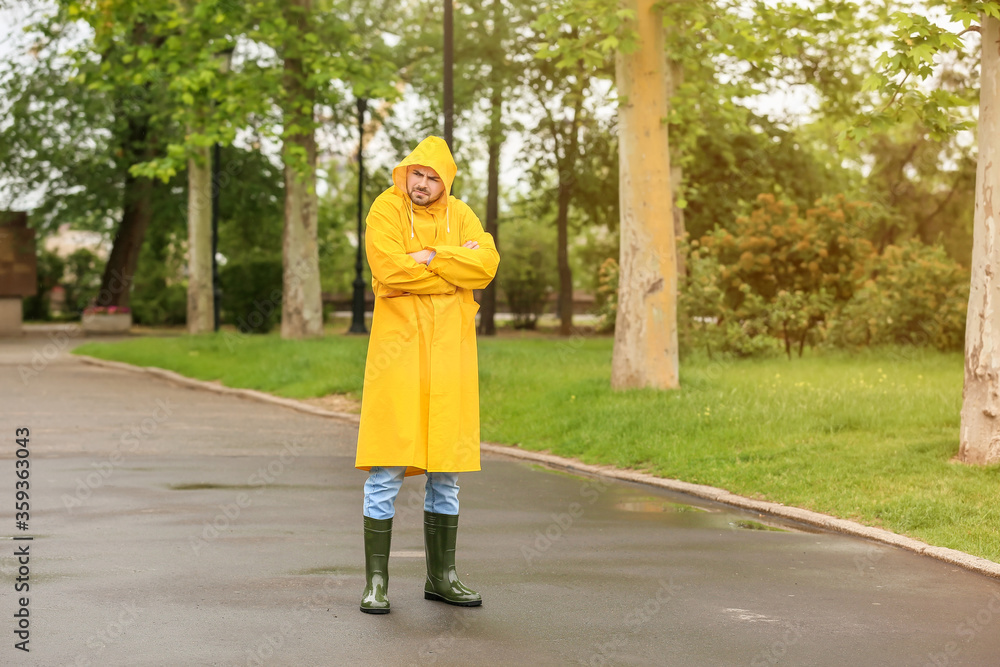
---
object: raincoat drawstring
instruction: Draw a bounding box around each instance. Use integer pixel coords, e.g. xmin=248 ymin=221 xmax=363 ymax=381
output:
xmin=409 ymin=198 xmax=415 ymax=238
xmin=409 ymin=197 xmax=450 ymax=238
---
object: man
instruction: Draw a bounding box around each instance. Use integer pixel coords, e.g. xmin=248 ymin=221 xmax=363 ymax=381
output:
xmin=355 ymin=136 xmax=500 ymax=614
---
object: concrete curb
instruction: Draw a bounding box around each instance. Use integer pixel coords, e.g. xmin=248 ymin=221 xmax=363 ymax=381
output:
xmin=76 ymin=354 xmax=362 ymax=422
xmin=75 ymin=353 xmax=1000 ymax=580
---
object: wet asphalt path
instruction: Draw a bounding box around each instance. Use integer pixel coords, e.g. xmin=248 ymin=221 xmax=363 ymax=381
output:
xmin=2 ymin=331 xmax=1000 ymax=666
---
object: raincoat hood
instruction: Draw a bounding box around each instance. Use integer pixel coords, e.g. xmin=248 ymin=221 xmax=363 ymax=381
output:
xmin=392 ymin=136 xmax=457 ymax=201
xmin=392 ymin=136 xmax=458 ymax=237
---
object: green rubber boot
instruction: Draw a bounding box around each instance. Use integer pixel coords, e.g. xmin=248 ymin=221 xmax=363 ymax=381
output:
xmin=360 ymin=516 xmax=392 ymax=614
xmin=423 ymin=511 xmax=482 ymax=606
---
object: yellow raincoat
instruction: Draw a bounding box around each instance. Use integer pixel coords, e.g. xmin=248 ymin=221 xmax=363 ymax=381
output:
xmin=355 ymin=136 xmax=500 ymax=477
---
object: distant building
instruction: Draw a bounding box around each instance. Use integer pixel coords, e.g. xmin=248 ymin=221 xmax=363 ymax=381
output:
xmin=43 ymin=223 xmax=108 ymax=260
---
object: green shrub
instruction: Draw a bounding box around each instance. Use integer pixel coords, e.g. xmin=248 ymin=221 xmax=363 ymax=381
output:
xmin=679 ymin=251 xmax=785 ymax=358
xmin=131 ymin=282 xmax=187 ymax=326
xmin=829 ymin=240 xmax=968 ymax=351
xmin=497 ymin=218 xmax=556 ymax=330
xmin=23 ymin=248 xmax=103 ymax=321
xmin=679 ymin=234 xmax=725 ymax=354
xmin=22 ymin=249 xmax=64 ymax=321
xmin=220 ymin=259 xmax=283 ymax=334
xmin=129 ymin=236 xmax=188 ymax=326
xmin=62 ymin=248 xmax=103 ymax=315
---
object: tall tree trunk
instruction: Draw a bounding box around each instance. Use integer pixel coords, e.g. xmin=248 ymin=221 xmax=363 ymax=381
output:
xmin=95 ymin=112 xmax=154 ymax=310
xmin=556 ymin=174 xmax=573 ymax=336
xmin=611 ymin=0 xmax=679 ymax=390
xmin=187 ymin=145 xmax=213 ymax=333
xmin=479 ymin=84 xmax=502 ymax=337
xmin=556 ymin=81 xmax=584 ymax=337
xmin=959 ymin=14 xmax=1000 ymax=464
xmin=280 ymin=0 xmax=323 ymax=340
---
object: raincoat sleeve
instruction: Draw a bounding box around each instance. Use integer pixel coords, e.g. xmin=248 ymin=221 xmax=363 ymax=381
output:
xmin=366 ymin=202 xmax=457 ymax=295
xmin=424 ymin=204 xmax=500 ymax=290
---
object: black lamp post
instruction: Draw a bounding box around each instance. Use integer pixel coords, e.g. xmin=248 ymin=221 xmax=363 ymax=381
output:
xmin=211 ymin=140 xmax=222 ymax=332
xmin=443 ymin=0 xmax=454 ymax=150
xmin=211 ymin=47 xmax=234 ymax=332
xmin=349 ymin=96 xmax=369 ymax=334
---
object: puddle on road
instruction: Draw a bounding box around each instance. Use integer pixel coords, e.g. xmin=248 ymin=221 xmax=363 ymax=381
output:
xmin=168 ymin=482 xmax=328 ymax=491
xmin=528 ymin=464 xmax=813 ymax=534
xmin=170 ymin=483 xmax=243 ymax=491
xmin=729 ymin=519 xmax=789 ymax=532
xmin=614 ymin=495 xmax=798 ymax=533
xmin=292 ymin=566 xmax=356 ymax=576
xmin=616 ymin=499 xmax=713 ymax=514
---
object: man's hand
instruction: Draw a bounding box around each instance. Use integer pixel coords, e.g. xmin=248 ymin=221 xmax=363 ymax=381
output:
xmin=408 ymin=249 xmax=434 ymax=265
xmin=408 ymin=241 xmax=479 ymax=265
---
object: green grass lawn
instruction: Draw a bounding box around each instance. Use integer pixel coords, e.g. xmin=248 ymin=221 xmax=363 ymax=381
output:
xmin=74 ymin=331 xmax=1000 ymax=561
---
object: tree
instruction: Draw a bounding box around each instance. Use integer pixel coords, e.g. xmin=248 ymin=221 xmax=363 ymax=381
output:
xmin=531 ymin=0 xmax=628 ymax=337
xmin=863 ymin=2 xmax=1000 ymax=464
xmin=478 ymin=0 xmax=525 ymax=336
xmin=865 ymin=124 xmax=977 ymax=261
xmin=531 ymin=0 xmax=886 ymax=343
xmin=1 ymin=0 xmax=364 ymax=331
xmin=662 ymin=0 xmax=889 ymax=252
xmin=129 ymin=0 xmax=397 ymax=339
xmin=168 ymin=1 xmax=238 ymax=334
xmin=961 ymin=11 xmax=1000 ymax=464
xmin=275 ymin=0 xmax=324 ymax=338
xmin=0 ymin=8 xmax=126 ymax=238
xmin=38 ymin=2 xmax=173 ymax=312
xmin=186 ymin=138 xmax=213 ymax=332
xmin=2 ymin=0 xmax=236 ymax=317
xmin=611 ymin=0 xmax=678 ymax=389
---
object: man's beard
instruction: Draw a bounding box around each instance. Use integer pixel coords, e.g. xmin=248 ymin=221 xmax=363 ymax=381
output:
xmin=410 ymin=187 xmax=440 ymax=204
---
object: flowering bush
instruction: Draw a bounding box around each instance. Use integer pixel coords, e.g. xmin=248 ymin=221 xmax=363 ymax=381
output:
xmin=687 ymin=194 xmax=874 ymax=357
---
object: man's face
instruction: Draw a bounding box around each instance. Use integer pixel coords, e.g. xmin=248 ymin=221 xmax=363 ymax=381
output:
xmin=406 ymin=165 xmax=445 ymax=206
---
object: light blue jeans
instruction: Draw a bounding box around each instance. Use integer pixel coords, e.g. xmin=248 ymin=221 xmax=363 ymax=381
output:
xmin=363 ymin=466 xmax=460 ymax=520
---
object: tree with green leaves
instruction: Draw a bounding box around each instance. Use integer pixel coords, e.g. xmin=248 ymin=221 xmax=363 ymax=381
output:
xmin=476 ymin=0 xmax=529 ymax=335
xmin=0 ymin=1 xmax=184 ymax=312
xmin=128 ymin=0 xmax=397 ymax=338
xmin=0 ymin=7 xmax=122 ymax=236
xmin=530 ymin=1 xmax=626 ymax=337
xmin=108 ymin=0 xmax=241 ymax=333
xmin=859 ymin=1 xmax=999 ymax=464
xmin=169 ymin=1 xmax=239 ymax=334
xmin=610 ymin=0 xmax=678 ymax=388
xmin=261 ymin=2 xmax=396 ymax=338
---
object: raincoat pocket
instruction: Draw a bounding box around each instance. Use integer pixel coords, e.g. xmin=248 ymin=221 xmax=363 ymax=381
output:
xmin=372 ymin=295 xmax=418 ymax=342
xmin=460 ymin=300 xmax=480 ymax=341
